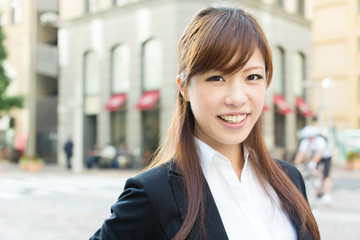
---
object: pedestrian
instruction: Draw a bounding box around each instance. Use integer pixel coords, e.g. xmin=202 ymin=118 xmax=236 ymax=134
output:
xmin=86 ymin=143 xmax=101 ymax=169
xmin=90 ymin=5 xmax=319 ymax=240
xmin=294 ymin=125 xmax=333 ymax=204
xmin=116 ymin=142 xmax=131 ymax=168
xmin=63 ymin=137 xmax=73 ymax=170
xmin=100 ymin=143 xmax=117 ymax=168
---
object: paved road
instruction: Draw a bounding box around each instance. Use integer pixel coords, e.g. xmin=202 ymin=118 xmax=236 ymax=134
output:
xmin=305 ymin=168 xmax=360 ymax=240
xmin=0 ymin=164 xmax=138 ymax=240
xmin=0 ymin=163 xmax=359 ymax=239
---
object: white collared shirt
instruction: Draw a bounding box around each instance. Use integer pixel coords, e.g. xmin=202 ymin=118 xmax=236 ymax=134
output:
xmin=299 ymin=136 xmax=332 ymax=159
xmin=195 ymin=138 xmax=297 ymax=240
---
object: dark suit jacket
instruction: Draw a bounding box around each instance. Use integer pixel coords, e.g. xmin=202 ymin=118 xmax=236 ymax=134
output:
xmin=90 ymin=159 xmax=313 ymax=240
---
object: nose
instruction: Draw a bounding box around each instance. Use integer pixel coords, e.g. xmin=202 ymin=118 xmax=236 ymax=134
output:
xmin=224 ymin=80 xmax=248 ymax=107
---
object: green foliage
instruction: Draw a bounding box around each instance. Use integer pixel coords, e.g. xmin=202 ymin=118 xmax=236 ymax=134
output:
xmin=346 ymin=151 xmax=360 ymax=162
xmin=0 ymin=18 xmax=24 ymax=116
xmin=19 ymin=155 xmax=44 ymax=164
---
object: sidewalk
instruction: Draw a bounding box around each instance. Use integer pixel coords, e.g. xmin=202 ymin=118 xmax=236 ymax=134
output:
xmin=1 ymin=160 xmax=359 ymax=182
xmin=0 ymin=160 xmax=141 ymax=179
xmin=1 ymin=160 xmax=359 ymax=240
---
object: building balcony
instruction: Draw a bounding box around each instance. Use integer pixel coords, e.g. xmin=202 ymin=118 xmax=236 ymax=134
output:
xmin=37 ymin=0 xmax=58 ymax=12
xmin=37 ymin=43 xmax=58 ymax=78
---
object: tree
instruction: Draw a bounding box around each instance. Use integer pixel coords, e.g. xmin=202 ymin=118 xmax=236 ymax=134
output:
xmin=0 ymin=20 xmax=24 ymax=117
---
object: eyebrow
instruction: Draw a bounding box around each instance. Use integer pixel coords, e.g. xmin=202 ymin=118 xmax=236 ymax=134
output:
xmin=242 ymin=66 xmax=265 ymax=72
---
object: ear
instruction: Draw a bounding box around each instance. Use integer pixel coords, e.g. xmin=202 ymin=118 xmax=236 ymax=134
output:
xmin=176 ymin=75 xmax=188 ymax=101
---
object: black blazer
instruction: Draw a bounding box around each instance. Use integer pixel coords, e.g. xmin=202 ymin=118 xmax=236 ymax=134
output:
xmin=90 ymin=159 xmax=313 ymax=240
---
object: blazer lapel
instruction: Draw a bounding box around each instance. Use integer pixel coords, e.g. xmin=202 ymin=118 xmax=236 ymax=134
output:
xmin=168 ymin=162 xmax=229 ymax=240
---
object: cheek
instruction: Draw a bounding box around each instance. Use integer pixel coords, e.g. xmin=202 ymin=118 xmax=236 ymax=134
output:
xmin=192 ymin=93 xmax=213 ymax=115
xmin=190 ymin=92 xmax=221 ymax=124
xmin=250 ymin=87 xmax=266 ymax=108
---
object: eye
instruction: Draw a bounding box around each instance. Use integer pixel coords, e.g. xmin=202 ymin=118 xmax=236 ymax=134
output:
xmin=206 ymin=76 xmax=224 ymax=82
xmin=247 ymin=74 xmax=264 ymax=81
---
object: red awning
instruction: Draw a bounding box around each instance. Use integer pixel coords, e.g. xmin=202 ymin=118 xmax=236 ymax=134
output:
xmin=136 ymin=90 xmax=160 ymax=110
xmin=273 ymin=94 xmax=293 ymax=114
xmin=262 ymin=105 xmax=270 ymax=112
xmin=105 ymin=94 xmax=127 ymax=111
xmin=296 ymin=97 xmax=314 ymax=118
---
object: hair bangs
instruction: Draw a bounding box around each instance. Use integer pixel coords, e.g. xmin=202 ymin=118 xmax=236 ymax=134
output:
xmin=186 ymin=9 xmax=261 ymax=78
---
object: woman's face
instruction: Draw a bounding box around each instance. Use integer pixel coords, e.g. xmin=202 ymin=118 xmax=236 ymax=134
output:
xmin=184 ymin=48 xmax=267 ymax=152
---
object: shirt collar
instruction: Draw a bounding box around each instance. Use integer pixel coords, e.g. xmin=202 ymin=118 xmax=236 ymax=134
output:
xmin=195 ymin=137 xmax=250 ymax=177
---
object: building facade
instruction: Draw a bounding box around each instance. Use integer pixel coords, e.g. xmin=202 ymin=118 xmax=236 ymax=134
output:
xmin=0 ymin=0 xmax=35 ymax=160
xmin=311 ymin=0 xmax=360 ymax=130
xmin=55 ymin=0 xmax=313 ymax=171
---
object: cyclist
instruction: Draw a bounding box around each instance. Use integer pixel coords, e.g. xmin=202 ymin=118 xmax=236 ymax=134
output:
xmin=294 ymin=126 xmax=332 ymax=204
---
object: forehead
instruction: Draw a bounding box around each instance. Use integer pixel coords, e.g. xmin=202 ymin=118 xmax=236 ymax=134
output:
xmin=230 ymin=48 xmax=265 ymax=68
xmin=216 ymin=47 xmax=265 ymax=76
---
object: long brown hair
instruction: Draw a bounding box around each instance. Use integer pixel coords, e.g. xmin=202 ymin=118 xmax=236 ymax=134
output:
xmin=148 ymin=5 xmax=320 ymax=240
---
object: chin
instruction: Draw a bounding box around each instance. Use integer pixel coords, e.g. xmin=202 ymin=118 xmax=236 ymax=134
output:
xmin=218 ymin=136 xmax=248 ymax=146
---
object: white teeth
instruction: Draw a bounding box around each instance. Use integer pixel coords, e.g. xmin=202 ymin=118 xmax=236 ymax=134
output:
xmin=220 ymin=114 xmax=246 ymax=124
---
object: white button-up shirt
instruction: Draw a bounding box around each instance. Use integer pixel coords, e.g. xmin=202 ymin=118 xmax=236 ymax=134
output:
xmin=195 ymin=138 xmax=297 ymax=240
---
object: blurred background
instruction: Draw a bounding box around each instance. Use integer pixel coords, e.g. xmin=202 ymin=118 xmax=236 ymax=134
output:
xmin=0 ymin=0 xmax=360 ymax=171
xmin=0 ymin=0 xmax=360 ymax=239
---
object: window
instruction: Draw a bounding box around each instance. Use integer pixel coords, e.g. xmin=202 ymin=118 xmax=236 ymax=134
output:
xmin=297 ymin=0 xmax=305 ymax=16
xmin=141 ymin=39 xmax=163 ymax=91
xmin=272 ymin=46 xmax=286 ymax=95
xmin=140 ymin=39 xmax=162 ymax=164
xmin=293 ymin=52 xmax=306 ymax=97
xmin=274 ymin=112 xmax=286 ymax=148
xmin=272 ymin=46 xmax=286 ymax=149
xmin=111 ymin=45 xmax=130 ymax=93
xmin=294 ymin=52 xmax=307 ymax=142
xmin=11 ymin=0 xmax=22 ymax=24
xmin=111 ymin=111 xmax=126 ymax=148
xmin=84 ymin=51 xmax=100 ymax=96
xmin=142 ymin=109 xmax=159 ymax=165
xmin=85 ymin=0 xmax=98 ymax=13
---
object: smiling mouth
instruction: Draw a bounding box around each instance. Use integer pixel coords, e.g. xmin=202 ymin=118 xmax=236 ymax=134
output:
xmin=218 ymin=114 xmax=247 ymax=124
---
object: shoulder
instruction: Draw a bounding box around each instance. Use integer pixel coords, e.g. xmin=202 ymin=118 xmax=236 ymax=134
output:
xmin=314 ymin=136 xmax=327 ymax=146
xmin=129 ymin=161 xmax=174 ymax=185
xmin=119 ymin=162 xmax=173 ymax=208
xmin=125 ymin=163 xmax=171 ymax=194
xmin=120 ymin=161 xmax=180 ymax=214
xmin=90 ymin=163 xmax=174 ymax=239
xmin=275 ymin=159 xmax=306 ymax=195
xmin=275 ymin=159 xmax=300 ymax=177
xmin=299 ymin=138 xmax=309 ymax=149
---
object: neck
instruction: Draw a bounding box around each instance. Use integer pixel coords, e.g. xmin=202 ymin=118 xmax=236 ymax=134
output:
xmin=228 ymin=145 xmax=244 ymax=181
xmin=213 ymin=143 xmax=245 ymax=180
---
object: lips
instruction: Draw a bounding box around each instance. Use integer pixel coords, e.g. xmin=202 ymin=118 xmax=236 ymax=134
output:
xmin=218 ymin=114 xmax=247 ymax=124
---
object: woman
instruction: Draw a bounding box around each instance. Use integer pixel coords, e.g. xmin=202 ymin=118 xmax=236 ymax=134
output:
xmin=90 ymin=5 xmax=320 ymax=240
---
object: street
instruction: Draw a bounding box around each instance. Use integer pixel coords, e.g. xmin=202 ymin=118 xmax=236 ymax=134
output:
xmin=307 ymin=168 xmax=360 ymax=240
xmin=0 ymin=163 xmax=359 ymax=240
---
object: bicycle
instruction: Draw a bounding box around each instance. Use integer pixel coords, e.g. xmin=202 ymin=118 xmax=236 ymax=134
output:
xmin=296 ymin=163 xmax=324 ymax=209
